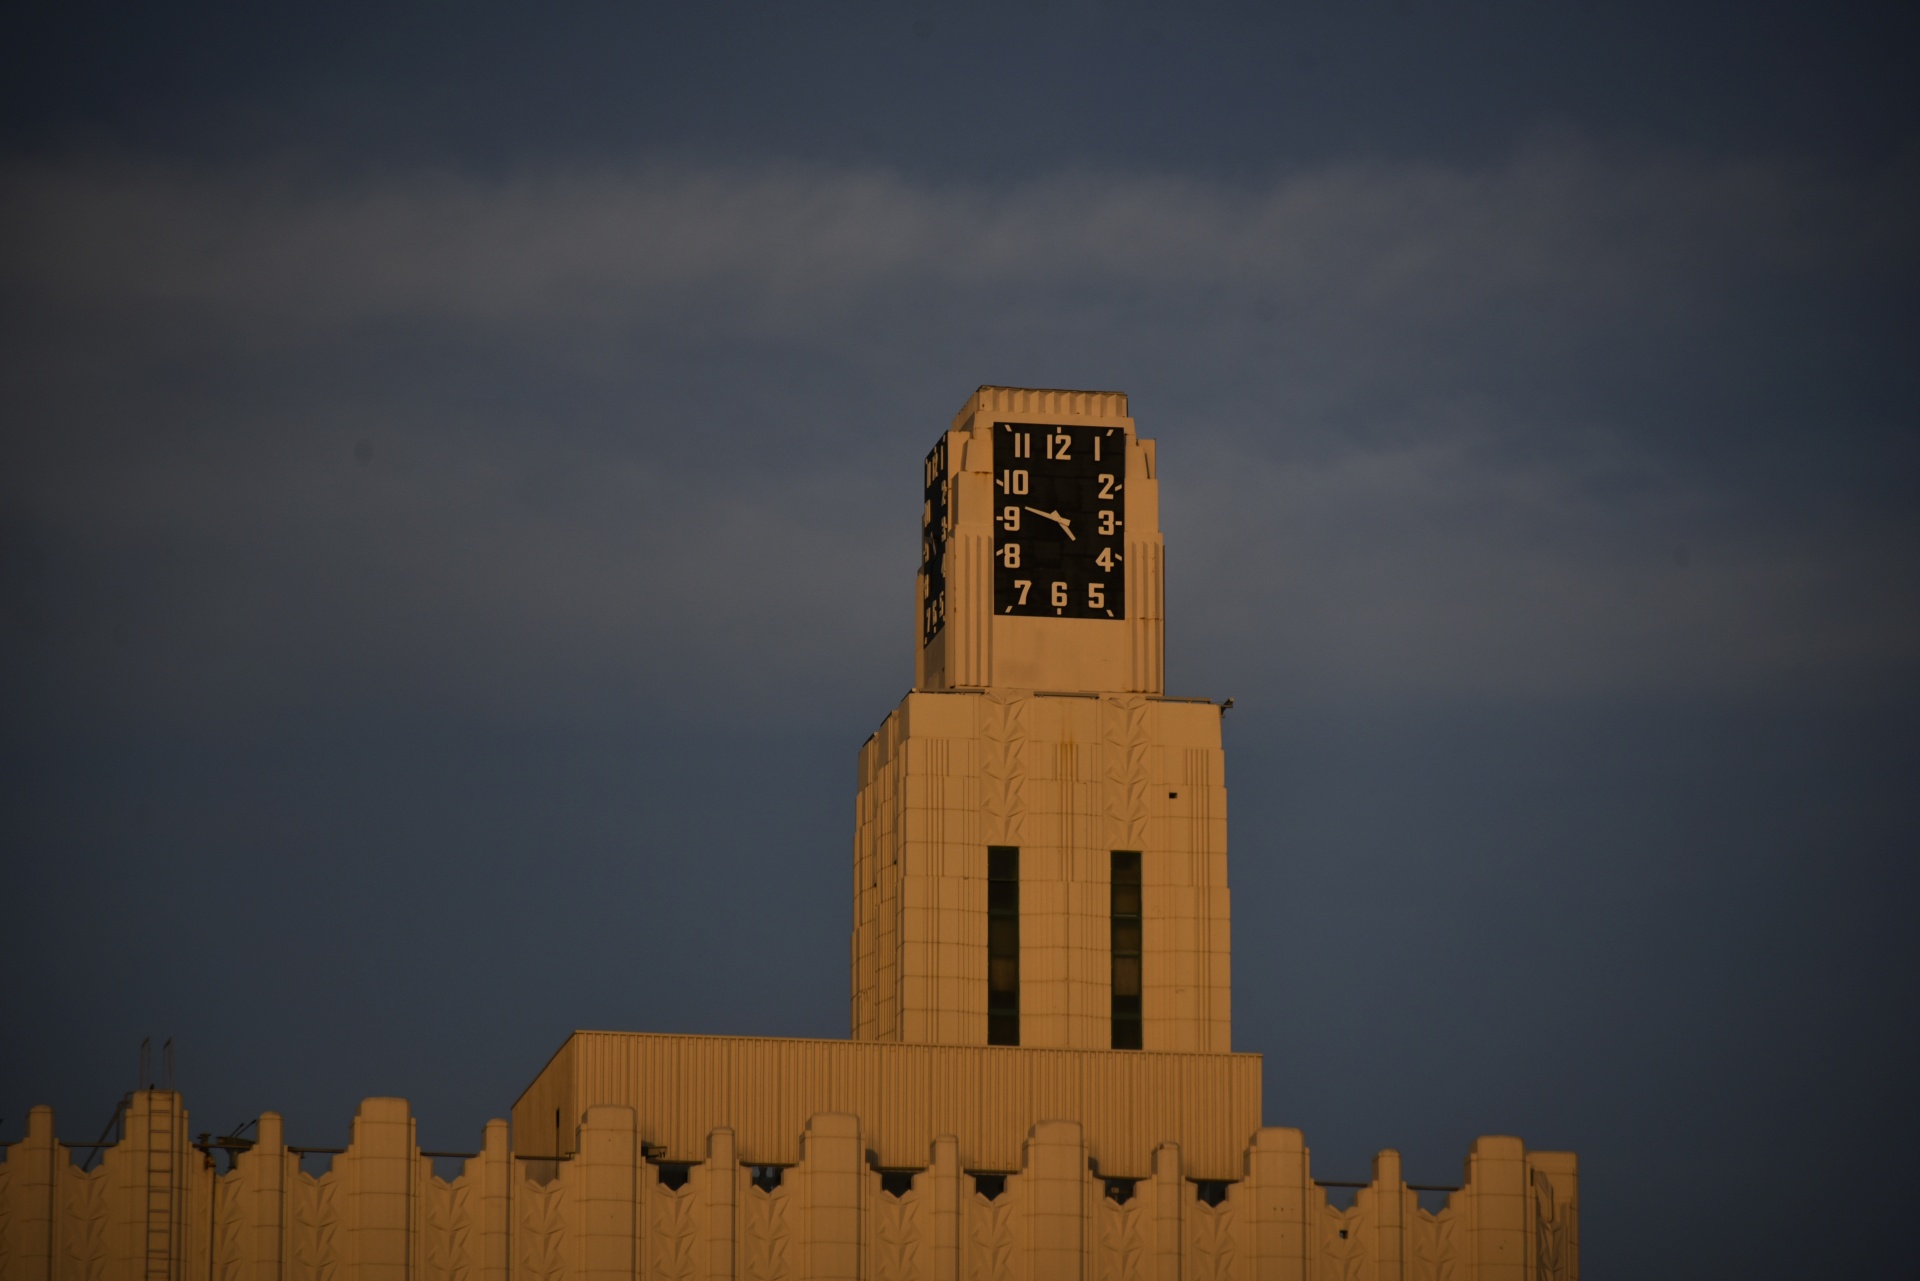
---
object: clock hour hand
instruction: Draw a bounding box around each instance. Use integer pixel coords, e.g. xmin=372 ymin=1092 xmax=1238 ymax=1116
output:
xmin=1024 ymin=507 xmax=1075 ymax=540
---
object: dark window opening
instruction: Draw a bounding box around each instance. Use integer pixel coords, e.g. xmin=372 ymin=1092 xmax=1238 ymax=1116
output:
xmin=970 ymin=1172 xmax=1010 ymax=1201
xmin=877 ymin=1169 xmax=918 ymax=1198
xmin=1193 ymin=1179 xmax=1233 ymax=1207
xmin=746 ymin=1164 xmax=786 ymax=1193
xmin=988 ymin=846 xmax=1020 ymax=1046
xmin=654 ymin=1162 xmax=693 ymax=1191
xmin=1111 ymin=850 xmax=1143 ymax=1050
xmin=1103 ymin=1177 xmax=1138 ymax=1203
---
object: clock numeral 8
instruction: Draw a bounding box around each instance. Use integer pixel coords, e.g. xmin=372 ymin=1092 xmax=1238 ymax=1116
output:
xmin=999 ymin=543 xmax=1021 ymax=568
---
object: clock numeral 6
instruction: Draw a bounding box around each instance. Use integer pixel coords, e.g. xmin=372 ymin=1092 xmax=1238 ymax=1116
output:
xmin=1088 ymin=583 xmax=1105 ymax=609
xmin=999 ymin=543 xmax=1021 ymax=568
xmin=1051 ymin=581 xmax=1068 ymax=607
xmin=1001 ymin=505 xmax=1020 ymax=531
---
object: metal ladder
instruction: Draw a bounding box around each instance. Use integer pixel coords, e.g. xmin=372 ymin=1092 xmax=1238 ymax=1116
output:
xmin=144 ymin=1090 xmax=178 ymax=1281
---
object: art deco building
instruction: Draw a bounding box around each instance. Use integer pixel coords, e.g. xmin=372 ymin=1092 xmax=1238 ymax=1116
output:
xmin=0 ymin=388 xmax=1578 ymax=1280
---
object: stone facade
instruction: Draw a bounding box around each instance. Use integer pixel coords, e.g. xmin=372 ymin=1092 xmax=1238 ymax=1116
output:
xmin=2 ymin=386 xmax=1578 ymax=1278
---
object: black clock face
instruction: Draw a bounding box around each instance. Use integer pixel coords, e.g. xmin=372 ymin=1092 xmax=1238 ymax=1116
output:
xmin=921 ymin=435 xmax=949 ymax=641
xmin=992 ymin=422 xmax=1126 ymax=619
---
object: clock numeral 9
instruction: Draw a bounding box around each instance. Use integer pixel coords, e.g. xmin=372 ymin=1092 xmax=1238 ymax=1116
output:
xmin=1001 ymin=506 xmax=1020 ymax=531
xmin=1098 ymin=510 xmax=1120 ymax=536
xmin=998 ymin=469 xmax=1029 ymax=495
xmin=1051 ymin=581 xmax=1068 ymax=608
xmin=999 ymin=543 xmax=1021 ymax=568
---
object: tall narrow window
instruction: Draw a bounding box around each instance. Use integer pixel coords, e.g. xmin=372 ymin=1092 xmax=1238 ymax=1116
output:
xmin=987 ymin=846 xmax=1020 ymax=1046
xmin=1111 ymin=850 xmax=1143 ymax=1049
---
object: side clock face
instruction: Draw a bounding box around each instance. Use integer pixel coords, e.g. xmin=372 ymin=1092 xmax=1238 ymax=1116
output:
xmin=921 ymin=436 xmax=949 ymax=641
xmin=992 ymin=422 xmax=1126 ymax=619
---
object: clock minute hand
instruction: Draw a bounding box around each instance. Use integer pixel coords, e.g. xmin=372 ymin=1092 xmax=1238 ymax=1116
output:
xmin=1024 ymin=506 xmax=1076 ymax=540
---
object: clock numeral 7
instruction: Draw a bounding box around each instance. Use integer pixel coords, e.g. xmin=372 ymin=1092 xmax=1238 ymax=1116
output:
xmin=1013 ymin=579 xmax=1032 ymax=605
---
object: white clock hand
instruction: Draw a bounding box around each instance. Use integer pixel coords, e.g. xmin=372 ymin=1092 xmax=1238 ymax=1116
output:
xmin=1023 ymin=507 xmax=1076 ymax=540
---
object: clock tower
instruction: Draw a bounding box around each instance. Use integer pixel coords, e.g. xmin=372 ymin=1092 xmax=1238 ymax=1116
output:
xmin=854 ymin=386 xmax=1231 ymax=1052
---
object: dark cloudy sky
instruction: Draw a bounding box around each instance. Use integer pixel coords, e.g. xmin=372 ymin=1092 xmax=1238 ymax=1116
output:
xmin=3 ymin=3 xmax=1917 ymax=1275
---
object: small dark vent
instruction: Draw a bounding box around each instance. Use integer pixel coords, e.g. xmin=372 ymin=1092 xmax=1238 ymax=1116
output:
xmin=654 ymin=1162 xmax=693 ymax=1191
xmin=747 ymin=1165 xmax=785 ymax=1193
xmin=878 ymin=1169 xmax=917 ymax=1198
xmin=1103 ymin=1177 xmax=1138 ymax=1204
xmin=1193 ymin=1179 xmax=1233 ymax=1207
xmin=970 ymin=1172 xmax=1009 ymax=1201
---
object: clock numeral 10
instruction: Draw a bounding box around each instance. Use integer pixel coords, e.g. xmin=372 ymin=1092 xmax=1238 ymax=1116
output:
xmin=998 ymin=469 xmax=1029 ymax=495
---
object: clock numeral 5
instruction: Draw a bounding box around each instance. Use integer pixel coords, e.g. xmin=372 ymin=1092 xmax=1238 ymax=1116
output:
xmin=1088 ymin=582 xmax=1105 ymax=609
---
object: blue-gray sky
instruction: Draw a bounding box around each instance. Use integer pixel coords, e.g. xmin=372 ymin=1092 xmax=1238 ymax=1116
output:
xmin=2 ymin=3 xmax=1916 ymax=1275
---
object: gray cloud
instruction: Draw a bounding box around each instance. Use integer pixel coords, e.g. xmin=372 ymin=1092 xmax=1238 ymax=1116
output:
xmin=3 ymin=142 xmax=1914 ymax=728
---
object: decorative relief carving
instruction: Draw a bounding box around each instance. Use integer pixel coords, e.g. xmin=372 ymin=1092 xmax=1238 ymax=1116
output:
xmin=516 ymin=1176 xmax=566 ymax=1281
xmin=980 ymin=694 xmax=1028 ymax=845
xmin=210 ymin=1170 xmax=245 ymax=1281
xmin=1533 ymin=1170 xmax=1570 ymax=1281
xmin=965 ymin=1190 xmax=1020 ymax=1281
xmin=1409 ymin=1204 xmax=1465 ymax=1281
xmin=1319 ymin=1202 xmax=1367 ymax=1281
xmin=741 ymin=1186 xmax=794 ymax=1281
xmin=1188 ymin=1198 xmax=1238 ymax=1281
xmin=871 ymin=1184 xmax=921 ymax=1281
xmin=648 ymin=1180 xmax=698 ymax=1281
xmin=61 ymin=1163 xmax=110 ymax=1281
xmin=289 ymin=1172 xmax=339 ymax=1281
xmin=1101 ymin=696 xmax=1151 ymax=849
xmin=1096 ymin=1193 xmax=1148 ymax=1281
xmin=422 ymin=1175 xmax=475 ymax=1281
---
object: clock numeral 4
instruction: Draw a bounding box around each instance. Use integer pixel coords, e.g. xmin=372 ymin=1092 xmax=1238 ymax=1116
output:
xmin=1096 ymin=546 xmax=1118 ymax=571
